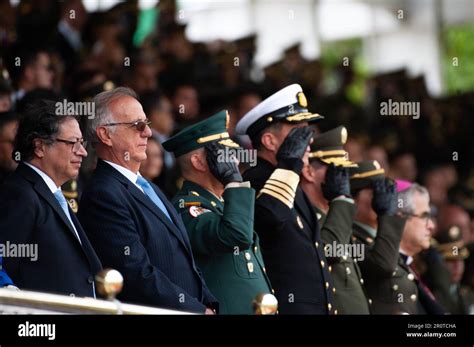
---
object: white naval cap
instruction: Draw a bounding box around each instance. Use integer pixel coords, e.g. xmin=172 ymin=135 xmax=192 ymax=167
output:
xmin=235 ymin=83 xmax=323 ymax=138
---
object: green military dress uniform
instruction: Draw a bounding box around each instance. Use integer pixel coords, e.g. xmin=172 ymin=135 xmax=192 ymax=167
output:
xmin=172 ymin=181 xmax=272 ymax=314
xmin=163 ymin=110 xmax=273 ymax=314
xmin=430 ymin=225 xmax=470 ymax=314
xmin=309 ymin=126 xmax=370 ymax=314
xmin=350 ymin=161 xmax=425 ymax=314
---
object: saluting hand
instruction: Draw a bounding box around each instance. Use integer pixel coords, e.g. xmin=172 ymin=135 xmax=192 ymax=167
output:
xmin=276 ymin=126 xmax=313 ymax=175
xmin=371 ymin=178 xmax=397 ymax=216
xmin=322 ymin=163 xmax=351 ymax=201
xmin=205 ymin=142 xmax=243 ymax=186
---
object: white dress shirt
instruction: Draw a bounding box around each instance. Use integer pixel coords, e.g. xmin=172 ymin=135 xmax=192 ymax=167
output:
xmin=24 ymin=162 xmax=81 ymax=242
xmin=103 ymin=160 xmax=144 ymax=192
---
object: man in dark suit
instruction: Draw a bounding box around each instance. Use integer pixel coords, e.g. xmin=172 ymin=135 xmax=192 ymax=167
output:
xmin=235 ymin=84 xmax=335 ymax=314
xmin=0 ymin=99 xmax=101 ymax=297
xmin=78 ymin=87 xmax=217 ymax=313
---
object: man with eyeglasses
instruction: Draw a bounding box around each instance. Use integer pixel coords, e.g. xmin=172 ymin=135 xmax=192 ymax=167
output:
xmin=396 ymin=182 xmax=445 ymax=314
xmin=0 ymin=99 xmax=102 ymax=297
xmin=78 ymin=87 xmax=218 ymax=313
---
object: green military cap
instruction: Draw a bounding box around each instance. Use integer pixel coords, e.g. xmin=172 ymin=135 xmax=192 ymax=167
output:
xmin=435 ymin=225 xmax=470 ymax=260
xmin=162 ymin=110 xmax=239 ymax=157
xmin=349 ymin=160 xmax=385 ymax=192
xmin=309 ymin=126 xmax=357 ymax=167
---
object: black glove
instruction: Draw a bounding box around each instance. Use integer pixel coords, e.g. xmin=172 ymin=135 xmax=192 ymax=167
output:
xmin=276 ymin=126 xmax=313 ymax=175
xmin=371 ymin=178 xmax=397 ymax=216
xmin=322 ymin=164 xmax=351 ymax=201
xmin=205 ymin=142 xmax=242 ymax=186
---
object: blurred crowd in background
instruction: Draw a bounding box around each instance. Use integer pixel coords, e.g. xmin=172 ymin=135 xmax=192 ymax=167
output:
xmin=0 ymin=0 xmax=473 ymax=313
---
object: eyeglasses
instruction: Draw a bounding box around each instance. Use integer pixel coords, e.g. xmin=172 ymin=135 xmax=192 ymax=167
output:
xmin=102 ymin=119 xmax=151 ymax=132
xmin=55 ymin=138 xmax=87 ymax=153
xmin=403 ymin=211 xmax=433 ymax=226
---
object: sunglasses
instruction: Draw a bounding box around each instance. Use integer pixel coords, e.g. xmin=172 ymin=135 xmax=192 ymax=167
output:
xmin=102 ymin=119 xmax=151 ymax=132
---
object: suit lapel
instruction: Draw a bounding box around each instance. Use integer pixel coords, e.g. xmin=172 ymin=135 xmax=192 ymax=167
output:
xmin=18 ymin=163 xmax=99 ymax=273
xmin=18 ymin=163 xmax=83 ymax=246
xmin=96 ymin=161 xmax=190 ymax=253
xmin=69 ymin=211 xmax=101 ymax=271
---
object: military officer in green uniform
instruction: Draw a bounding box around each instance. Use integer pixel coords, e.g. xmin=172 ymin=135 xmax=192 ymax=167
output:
xmin=350 ymin=165 xmax=444 ymax=314
xmin=300 ymin=126 xmax=370 ymax=314
xmin=162 ymin=110 xmax=273 ymax=314
xmin=349 ymin=161 xmax=406 ymax=313
xmin=432 ymin=225 xmax=470 ymax=314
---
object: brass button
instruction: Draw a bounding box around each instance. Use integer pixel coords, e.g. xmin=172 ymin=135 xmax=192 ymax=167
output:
xmin=254 ymin=246 xmax=258 ymax=253
xmin=407 ymin=273 xmax=415 ymax=281
xmin=410 ymin=294 xmax=417 ymax=302
xmin=328 ymin=303 xmax=332 ymax=311
xmin=342 ymin=255 xmax=348 ymax=261
xmin=328 ymin=265 xmax=332 ymax=272
xmin=315 ymin=241 xmax=319 ymax=248
xmin=392 ymin=284 xmax=399 ymax=291
xmin=332 ymin=287 xmax=336 ymax=294
xmin=245 ymin=253 xmax=251 ymax=261
xmin=211 ymin=201 xmax=217 ymax=207
xmin=263 ymin=267 xmax=266 ymax=273
xmin=359 ymin=278 xmax=364 ymax=285
xmin=325 ymin=282 xmax=329 ymax=289
xmin=247 ymin=263 xmax=254 ymax=273
xmin=346 ymin=267 xmax=351 ymax=275
xmin=320 ymin=260 xmax=325 ymax=268
xmin=271 ymin=288 xmax=275 ymax=294
xmin=368 ymin=298 xmax=372 ymax=305
xmin=334 ymin=309 xmax=338 ymax=315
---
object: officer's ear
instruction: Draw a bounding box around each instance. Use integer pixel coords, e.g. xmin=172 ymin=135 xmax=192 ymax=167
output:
xmin=190 ymin=150 xmax=207 ymax=172
xmin=301 ymin=162 xmax=316 ymax=183
xmin=260 ymin=132 xmax=278 ymax=153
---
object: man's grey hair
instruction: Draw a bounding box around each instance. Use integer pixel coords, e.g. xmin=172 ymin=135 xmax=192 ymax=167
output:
xmin=397 ymin=183 xmax=430 ymax=215
xmin=89 ymin=87 xmax=137 ymax=147
xmin=176 ymin=148 xmax=205 ymax=178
